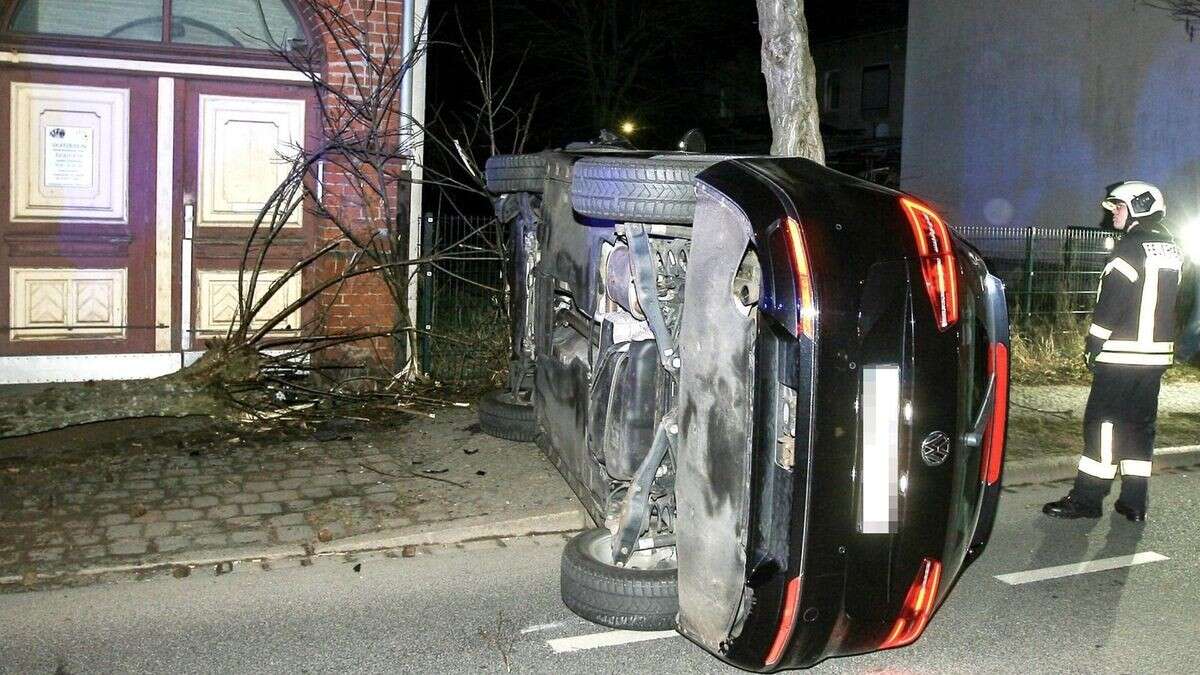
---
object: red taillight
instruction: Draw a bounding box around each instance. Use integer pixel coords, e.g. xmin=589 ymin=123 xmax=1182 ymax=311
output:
xmin=982 ymin=342 xmax=1009 ymax=485
xmin=881 ymin=558 xmax=943 ymax=650
xmin=783 ymin=217 xmax=817 ymax=339
xmin=764 ymin=576 xmax=802 ymax=667
xmin=900 ymin=198 xmax=959 ymax=331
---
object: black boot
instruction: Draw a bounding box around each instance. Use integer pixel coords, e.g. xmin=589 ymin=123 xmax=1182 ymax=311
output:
xmin=1113 ymin=501 xmax=1146 ymax=522
xmin=1043 ymin=493 xmax=1102 ymax=519
xmin=1116 ymin=475 xmax=1148 ymax=522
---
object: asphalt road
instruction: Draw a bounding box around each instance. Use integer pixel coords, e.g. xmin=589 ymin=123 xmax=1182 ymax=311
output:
xmin=2 ymin=469 xmax=1198 ymax=674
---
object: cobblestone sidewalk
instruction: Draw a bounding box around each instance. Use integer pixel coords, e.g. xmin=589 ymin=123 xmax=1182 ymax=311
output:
xmin=0 ymin=406 xmax=576 ymax=587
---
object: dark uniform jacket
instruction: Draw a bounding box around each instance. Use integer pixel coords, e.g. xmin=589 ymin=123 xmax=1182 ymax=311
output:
xmin=1086 ymin=222 xmax=1184 ymax=367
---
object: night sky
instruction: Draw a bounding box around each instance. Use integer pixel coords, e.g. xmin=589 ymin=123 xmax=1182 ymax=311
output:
xmin=424 ymin=0 xmax=907 ymax=201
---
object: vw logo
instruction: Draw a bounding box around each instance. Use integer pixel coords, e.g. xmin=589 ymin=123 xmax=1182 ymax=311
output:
xmin=920 ymin=431 xmax=952 ymax=467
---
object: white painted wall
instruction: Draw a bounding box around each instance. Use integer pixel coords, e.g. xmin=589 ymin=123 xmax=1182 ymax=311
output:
xmin=902 ymin=0 xmax=1200 ymax=229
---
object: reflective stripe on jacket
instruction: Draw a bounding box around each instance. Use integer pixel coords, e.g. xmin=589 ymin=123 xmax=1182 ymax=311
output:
xmin=1086 ymin=224 xmax=1183 ymax=367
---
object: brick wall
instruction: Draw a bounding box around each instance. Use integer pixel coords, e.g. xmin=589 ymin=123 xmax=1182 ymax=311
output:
xmin=303 ymin=0 xmax=412 ymax=369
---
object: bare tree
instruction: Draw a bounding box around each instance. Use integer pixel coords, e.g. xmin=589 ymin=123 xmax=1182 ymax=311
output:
xmin=756 ymin=0 xmax=825 ymax=162
xmin=424 ymin=4 xmax=537 ymax=198
xmin=504 ymin=0 xmax=687 ymax=135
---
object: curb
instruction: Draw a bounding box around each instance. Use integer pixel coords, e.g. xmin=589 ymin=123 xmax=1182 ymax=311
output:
xmin=0 ymin=506 xmax=592 ymax=588
xmin=1004 ymin=444 xmax=1200 ymax=486
xmin=319 ymin=507 xmax=593 ymax=553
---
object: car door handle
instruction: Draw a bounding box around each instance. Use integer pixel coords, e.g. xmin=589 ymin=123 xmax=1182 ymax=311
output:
xmin=183 ymin=202 xmax=195 ymax=239
xmin=962 ymin=372 xmax=996 ymax=449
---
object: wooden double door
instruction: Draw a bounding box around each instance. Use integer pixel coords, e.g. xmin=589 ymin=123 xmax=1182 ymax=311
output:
xmin=0 ymin=66 xmax=314 ymax=369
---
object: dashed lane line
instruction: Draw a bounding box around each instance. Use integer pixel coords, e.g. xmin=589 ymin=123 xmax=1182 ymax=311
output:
xmin=547 ymin=629 xmax=679 ymax=653
xmin=995 ymin=551 xmax=1169 ymax=585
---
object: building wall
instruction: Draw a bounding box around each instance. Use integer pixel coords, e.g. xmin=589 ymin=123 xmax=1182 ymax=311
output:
xmin=811 ymin=28 xmax=906 ymax=139
xmin=902 ymin=0 xmax=1200 ymax=228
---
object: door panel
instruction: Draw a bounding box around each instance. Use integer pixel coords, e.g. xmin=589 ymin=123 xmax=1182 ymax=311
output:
xmin=9 ymin=267 xmax=127 ymax=340
xmin=181 ymin=79 xmax=314 ymax=345
xmin=195 ymin=269 xmax=301 ymax=334
xmin=0 ymin=69 xmax=156 ymax=355
xmin=9 ymin=82 xmax=129 ymax=223
xmin=197 ymin=94 xmax=305 ymax=228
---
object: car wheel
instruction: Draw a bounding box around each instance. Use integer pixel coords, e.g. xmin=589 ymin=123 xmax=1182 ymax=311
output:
xmin=569 ymin=156 xmax=721 ymax=224
xmin=477 ymin=389 xmax=536 ymax=442
xmin=485 ymin=153 xmax=548 ymax=194
xmin=560 ymin=528 xmax=678 ymax=631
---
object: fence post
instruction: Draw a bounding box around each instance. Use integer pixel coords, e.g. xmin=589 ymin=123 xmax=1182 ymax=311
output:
xmin=418 ymin=213 xmax=435 ymax=376
xmin=1022 ymin=226 xmax=1036 ymax=322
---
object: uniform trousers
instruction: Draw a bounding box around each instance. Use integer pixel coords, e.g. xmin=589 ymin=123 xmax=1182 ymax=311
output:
xmin=1071 ymin=363 xmax=1165 ymax=511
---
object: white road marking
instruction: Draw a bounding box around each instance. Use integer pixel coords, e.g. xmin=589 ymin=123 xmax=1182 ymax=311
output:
xmin=995 ymin=551 xmax=1169 ymax=585
xmin=547 ymin=629 xmax=679 ymax=653
xmin=520 ymin=621 xmax=569 ymax=634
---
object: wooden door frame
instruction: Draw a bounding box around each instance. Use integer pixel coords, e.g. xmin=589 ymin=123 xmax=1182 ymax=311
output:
xmin=0 ymin=60 xmax=325 ymax=383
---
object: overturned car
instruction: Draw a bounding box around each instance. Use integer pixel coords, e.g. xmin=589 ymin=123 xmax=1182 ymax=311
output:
xmin=476 ymin=144 xmax=1010 ymax=671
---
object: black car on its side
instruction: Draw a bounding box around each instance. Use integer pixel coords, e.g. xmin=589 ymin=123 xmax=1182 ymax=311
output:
xmin=477 ymin=146 xmax=1010 ymax=671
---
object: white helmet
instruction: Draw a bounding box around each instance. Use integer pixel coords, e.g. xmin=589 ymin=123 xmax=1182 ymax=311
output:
xmin=1102 ymin=181 xmax=1164 ymax=218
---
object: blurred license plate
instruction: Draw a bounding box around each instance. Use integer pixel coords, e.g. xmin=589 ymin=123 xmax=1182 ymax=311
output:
xmin=860 ymin=365 xmax=900 ymax=534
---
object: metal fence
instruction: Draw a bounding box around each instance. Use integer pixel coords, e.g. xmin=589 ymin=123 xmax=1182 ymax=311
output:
xmin=954 ymin=225 xmax=1113 ymax=324
xmin=415 ymin=218 xmax=1115 ymax=381
xmin=416 ymin=212 xmax=510 ymax=383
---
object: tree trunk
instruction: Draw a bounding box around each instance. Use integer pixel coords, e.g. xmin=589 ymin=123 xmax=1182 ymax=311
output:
xmin=0 ymin=347 xmax=262 ymax=438
xmin=756 ymin=0 xmax=826 ymax=163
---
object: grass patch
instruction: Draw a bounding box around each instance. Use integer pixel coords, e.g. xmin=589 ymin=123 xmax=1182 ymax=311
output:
xmin=425 ymin=285 xmax=510 ymax=391
xmin=1010 ymin=319 xmax=1090 ymax=386
xmin=1011 ymin=318 xmax=1200 ymax=386
xmin=1006 ymin=411 xmax=1200 ymax=461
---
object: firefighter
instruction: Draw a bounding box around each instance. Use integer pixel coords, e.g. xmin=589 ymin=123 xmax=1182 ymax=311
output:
xmin=1043 ymin=181 xmax=1184 ymax=522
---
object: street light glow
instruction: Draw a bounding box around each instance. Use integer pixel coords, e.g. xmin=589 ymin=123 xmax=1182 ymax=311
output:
xmin=620 ymin=120 xmax=636 ymax=135
xmin=1180 ymin=219 xmax=1200 ymax=263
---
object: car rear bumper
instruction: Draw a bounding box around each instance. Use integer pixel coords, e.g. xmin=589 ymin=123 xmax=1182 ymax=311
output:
xmin=677 ymin=160 xmax=1009 ymax=671
xmin=717 ymin=270 xmax=1007 ymax=673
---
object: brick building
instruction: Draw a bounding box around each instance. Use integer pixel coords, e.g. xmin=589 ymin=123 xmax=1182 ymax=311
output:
xmin=0 ymin=0 xmax=427 ymax=383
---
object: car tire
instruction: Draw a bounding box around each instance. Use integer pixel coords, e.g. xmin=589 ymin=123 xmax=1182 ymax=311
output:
xmin=485 ymin=153 xmax=547 ymax=194
xmin=477 ymin=389 xmax=536 ymax=442
xmin=560 ymin=528 xmax=678 ymax=631
xmin=569 ymin=156 xmax=720 ymax=224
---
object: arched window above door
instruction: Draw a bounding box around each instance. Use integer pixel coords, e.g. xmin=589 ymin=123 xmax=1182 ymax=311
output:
xmin=9 ymin=0 xmax=304 ymax=50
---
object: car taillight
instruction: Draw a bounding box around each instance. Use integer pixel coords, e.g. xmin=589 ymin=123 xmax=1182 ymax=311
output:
xmin=982 ymin=342 xmax=1009 ymax=485
xmin=900 ymin=198 xmax=959 ymax=331
xmin=881 ymin=557 xmax=943 ymax=650
xmin=764 ymin=576 xmax=802 ymax=667
xmin=783 ymin=217 xmax=817 ymax=339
